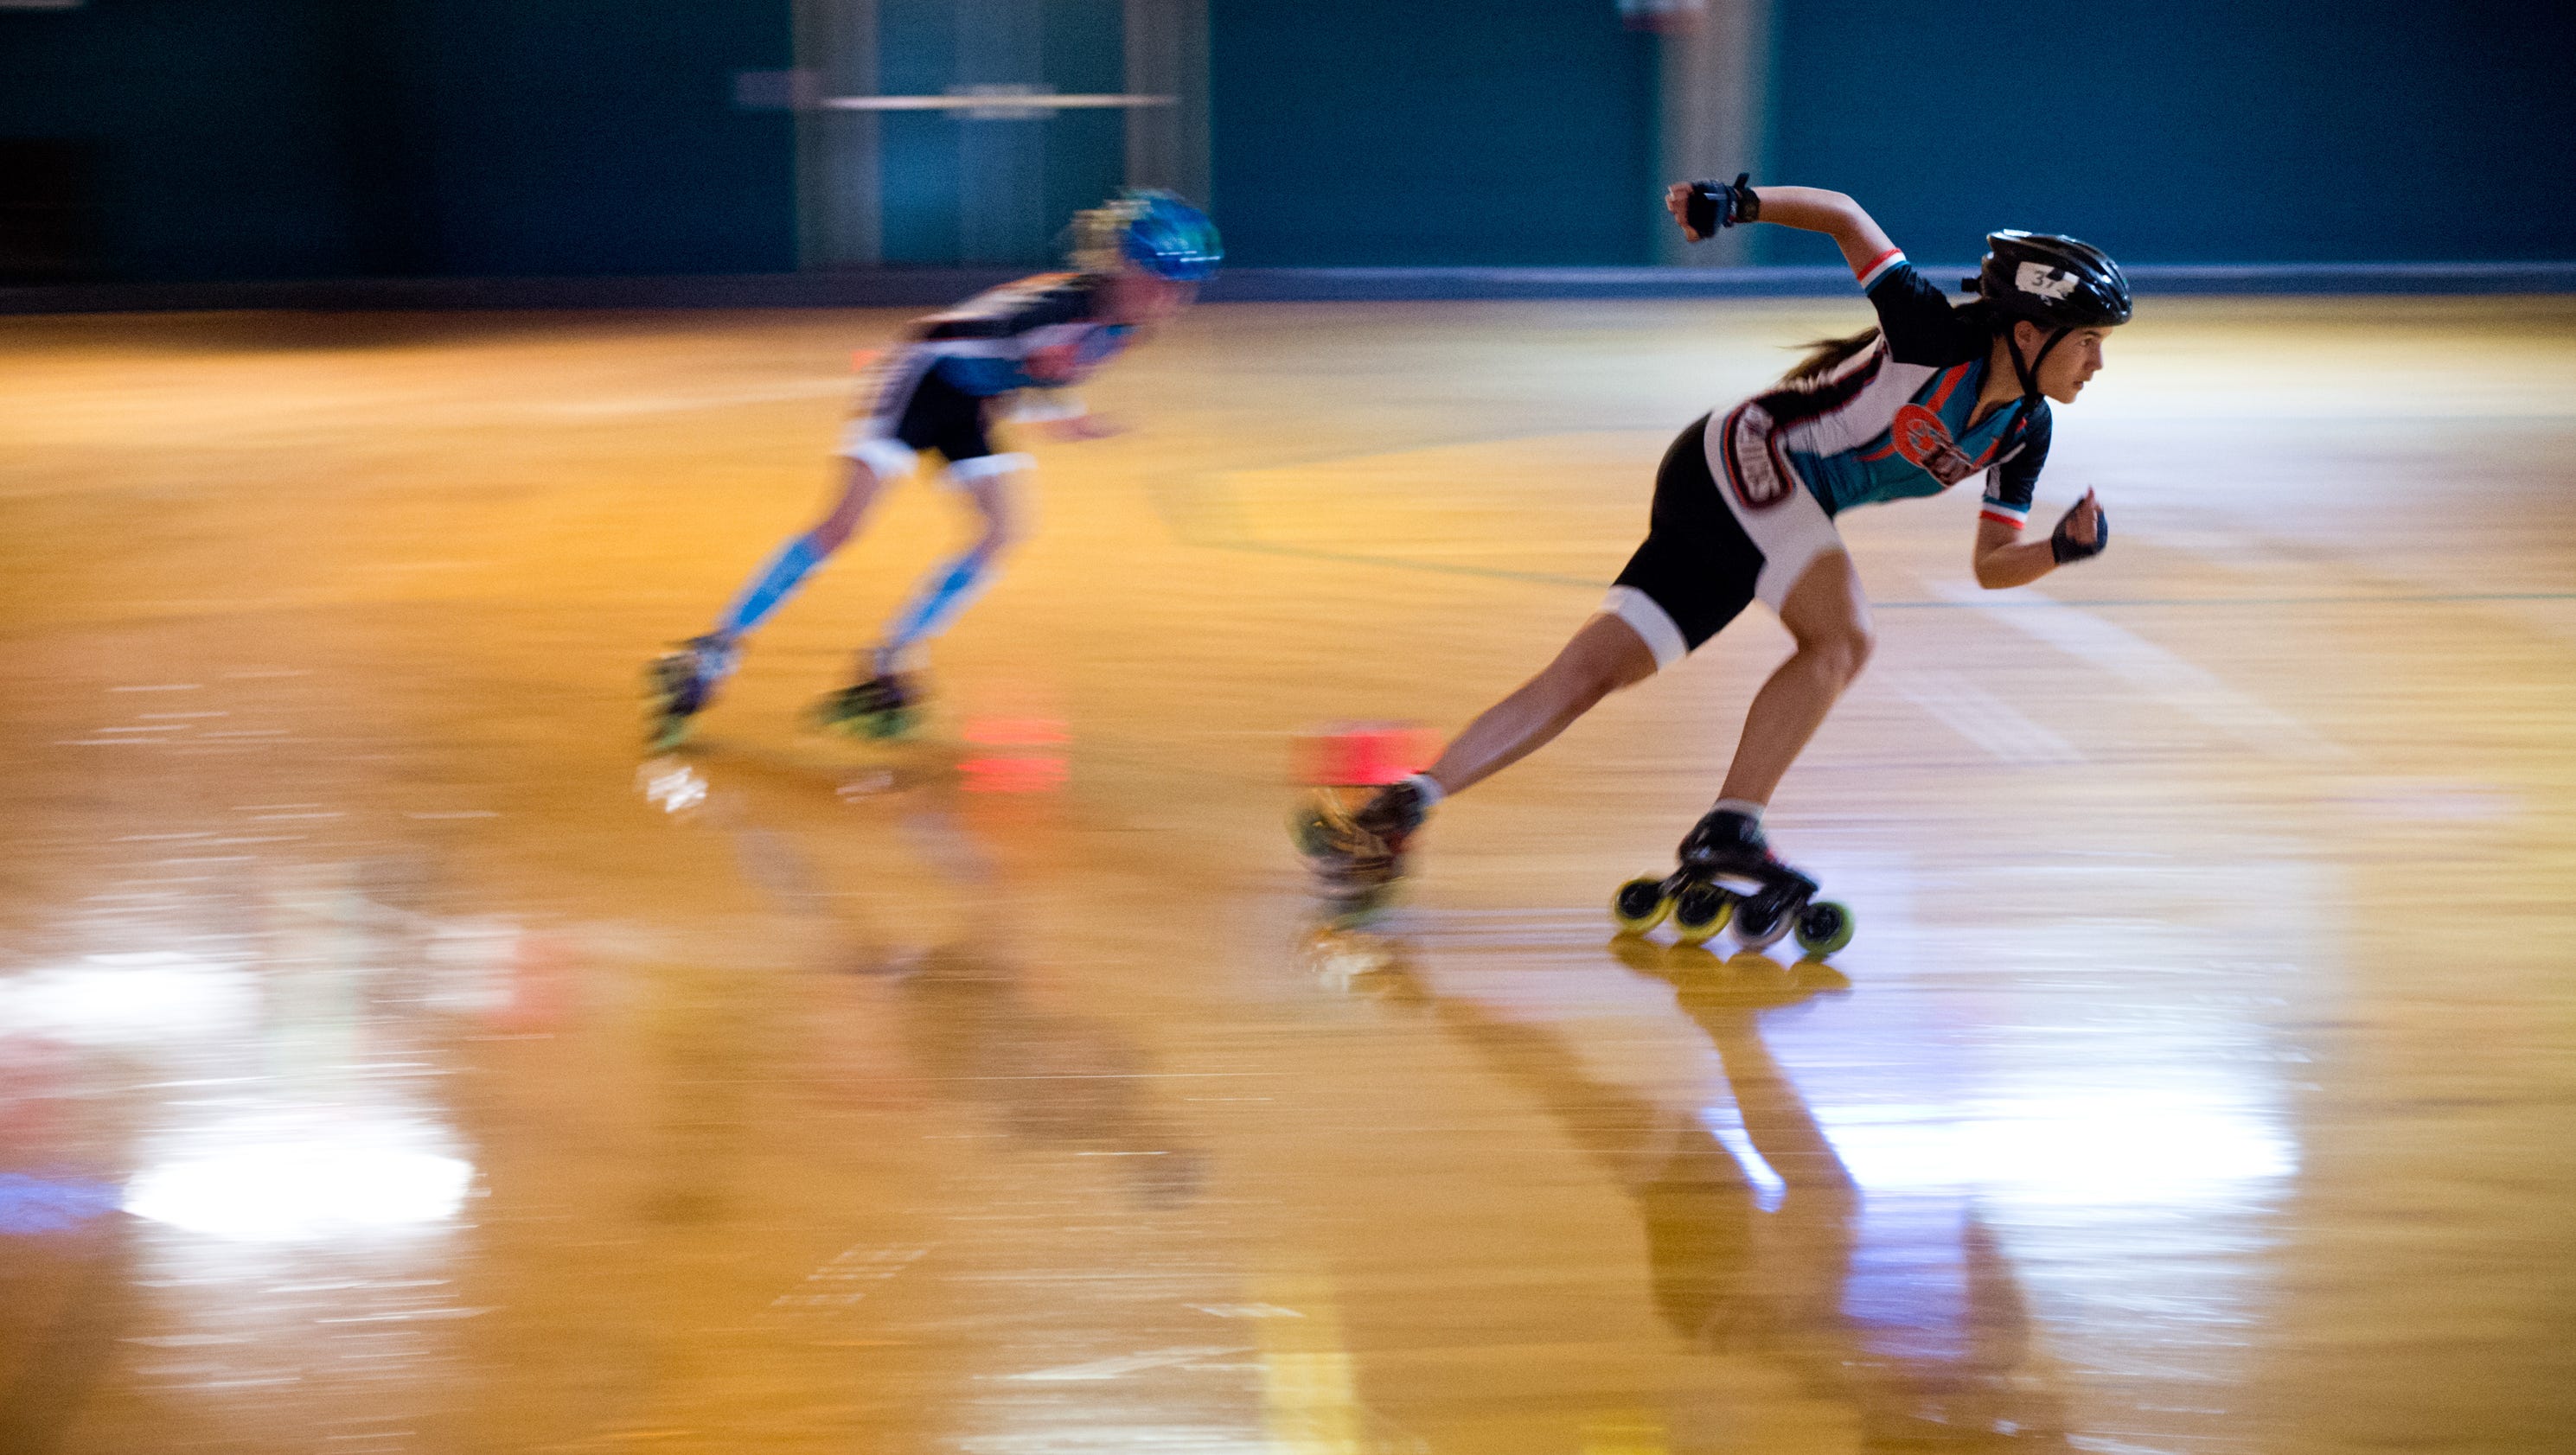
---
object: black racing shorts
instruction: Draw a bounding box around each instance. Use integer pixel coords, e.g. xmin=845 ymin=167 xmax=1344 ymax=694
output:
xmin=840 ymin=352 xmax=1002 ymax=475
xmin=1608 ymin=415 xmax=1765 ymax=661
xmin=885 ymin=362 xmax=996 ymax=463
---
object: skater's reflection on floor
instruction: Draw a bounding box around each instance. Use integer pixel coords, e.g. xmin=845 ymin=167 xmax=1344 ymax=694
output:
xmin=886 ymin=939 xmax=1205 ymax=1208
xmin=706 ymin=773 xmax=1205 ymax=1209
xmin=888 ymin=799 xmax=1205 ymax=1206
xmin=1325 ymin=933 xmax=2071 ymax=1450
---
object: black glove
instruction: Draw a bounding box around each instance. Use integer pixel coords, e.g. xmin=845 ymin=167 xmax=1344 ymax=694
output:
xmin=2049 ymin=499 xmax=2108 ymax=564
xmin=1683 ymin=174 xmax=1760 ymax=238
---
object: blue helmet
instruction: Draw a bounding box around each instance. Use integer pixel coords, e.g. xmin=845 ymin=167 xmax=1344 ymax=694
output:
xmin=1080 ymin=189 xmax=1222 ymax=283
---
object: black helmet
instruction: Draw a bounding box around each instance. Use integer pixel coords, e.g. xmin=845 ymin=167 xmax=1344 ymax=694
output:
xmin=1965 ymin=231 xmax=2132 ymax=329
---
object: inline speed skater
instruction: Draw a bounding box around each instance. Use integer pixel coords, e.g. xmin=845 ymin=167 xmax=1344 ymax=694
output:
xmin=645 ymin=190 xmax=1221 ymax=749
xmin=1295 ymin=175 xmax=2127 ymax=948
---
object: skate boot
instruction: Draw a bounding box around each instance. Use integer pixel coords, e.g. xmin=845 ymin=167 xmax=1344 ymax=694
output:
xmin=1612 ymin=807 xmax=1855 ymax=958
xmin=812 ymin=672 xmax=920 ymax=740
xmin=642 ymin=634 xmax=738 ymax=751
xmin=1290 ymin=778 xmax=1430 ymax=929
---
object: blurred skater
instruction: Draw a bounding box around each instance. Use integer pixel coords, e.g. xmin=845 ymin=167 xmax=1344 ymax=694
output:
xmin=645 ymin=190 xmax=1221 ymax=749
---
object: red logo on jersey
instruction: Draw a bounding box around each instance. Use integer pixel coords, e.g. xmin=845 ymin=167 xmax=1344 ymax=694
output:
xmin=1721 ymin=405 xmax=1795 ymax=509
xmin=1889 ymin=403 xmax=1978 ymax=487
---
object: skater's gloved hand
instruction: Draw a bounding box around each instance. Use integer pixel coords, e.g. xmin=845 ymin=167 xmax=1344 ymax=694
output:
xmin=2049 ymin=489 xmax=2107 ymax=565
xmin=1666 ymin=175 xmax=1759 ymax=242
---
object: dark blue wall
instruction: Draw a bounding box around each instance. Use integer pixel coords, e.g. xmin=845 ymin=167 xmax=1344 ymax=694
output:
xmin=1211 ymin=0 xmax=1660 ymax=266
xmin=394 ymin=1 xmax=796 ymax=276
xmin=0 ymin=1 xmax=359 ymax=280
xmin=1761 ymin=0 xmax=2576 ymax=266
xmin=0 ymin=0 xmax=793 ymax=282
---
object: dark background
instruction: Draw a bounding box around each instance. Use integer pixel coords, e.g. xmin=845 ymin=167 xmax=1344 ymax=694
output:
xmin=3 ymin=0 xmax=2570 ymax=283
xmin=0 ymin=0 xmax=797 ymax=282
xmin=1754 ymin=0 xmax=2576 ymax=268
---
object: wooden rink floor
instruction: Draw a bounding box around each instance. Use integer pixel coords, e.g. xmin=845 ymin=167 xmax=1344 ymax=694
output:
xmin=1 ymin=295 xmax=2572 ymax=1454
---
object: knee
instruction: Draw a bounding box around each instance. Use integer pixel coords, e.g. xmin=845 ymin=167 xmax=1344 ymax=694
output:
xmin=1812 ymin=624 xmax=1874 ymax=684
xmin=973 ymin=511 xmax=1021 ymax=558
xmin=811 ymin=492 xmax=874 ymax=553
xmin=808 ymin=516 xmax=855 ymax=554
xmin=974 ymin=495 xmax=1030 ymax=556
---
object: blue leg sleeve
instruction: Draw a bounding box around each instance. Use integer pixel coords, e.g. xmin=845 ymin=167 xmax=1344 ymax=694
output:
xmin=718 ymin=533 xmax=828 ymax=636
xmin=877 ymin=547 xmax=999 ymax=669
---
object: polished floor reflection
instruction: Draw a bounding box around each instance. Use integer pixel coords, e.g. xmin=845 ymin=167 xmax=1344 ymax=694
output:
xmin=3 ymin=297 xmax=2573 ymax=1453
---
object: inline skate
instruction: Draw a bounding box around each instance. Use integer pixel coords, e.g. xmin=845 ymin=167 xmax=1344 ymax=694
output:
xmin=812 ymin=671 xmax=920 ymax=740
xmin=1290 ymin=778 xmax=1429 ymax=928
xmin=642 ymin=633 xmax=738 ymax=750
xmin=1611 ymin=807 xmax=1854 ymax=958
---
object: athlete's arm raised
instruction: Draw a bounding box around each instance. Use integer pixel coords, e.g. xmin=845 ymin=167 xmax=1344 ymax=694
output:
xmin=1664 ymin=178 xmax=1896 ymax=278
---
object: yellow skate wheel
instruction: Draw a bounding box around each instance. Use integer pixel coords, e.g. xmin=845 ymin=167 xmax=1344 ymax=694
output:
xmin=1612 ymin=877 xmax=1672 ymax=935
xmin=1670 ymin=883 xmax=1733 ymax=946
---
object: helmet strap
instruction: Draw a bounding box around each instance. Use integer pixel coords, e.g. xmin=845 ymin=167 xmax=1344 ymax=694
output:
xmin=2010 ymin=323 xmax=2073 ymax=402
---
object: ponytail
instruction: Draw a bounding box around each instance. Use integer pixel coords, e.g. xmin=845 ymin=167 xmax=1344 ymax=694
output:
xmin=1781 ymin=328 xmax=1881 ymax=384
xmin=1780 ymin=297 xmax=2011 ymax=385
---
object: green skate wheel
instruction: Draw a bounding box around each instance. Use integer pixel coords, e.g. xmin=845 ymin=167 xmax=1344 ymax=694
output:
xmin=1612 ymin=876 xmax=1672 ymax=935
xmin=1670 ymin=882 xmax=1733 ymax=947
xmin=812 ymin=684 xmax=917 ymax=741
xmin=1793 ymin=900 xmax=1855 ymax=959
xmin=642 ymin=662 xmax=701 ymax=750
xmin=1289 ymin=802 xmax=1339 ymax=858
xmin=815 ymin=706 xmax=885 ymax=739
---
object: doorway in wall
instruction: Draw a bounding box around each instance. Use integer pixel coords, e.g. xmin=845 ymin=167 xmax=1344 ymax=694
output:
xmin=796 ymin=0 xmax=1206 ymax=270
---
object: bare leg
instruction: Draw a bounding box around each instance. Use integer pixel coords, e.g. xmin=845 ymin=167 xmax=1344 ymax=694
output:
xmin=811 ymin=456 xmax=892 ymax=552
xmin=956 ymin=468 xmax=1026 ymax=556
xmin=1716 ymin=551 xmax=1874 ymax=806
xmin=715 ymin=456 xmax=893 ymax=639
xmin=871 ymin=467 xmax=1025 ymax=673
xmin=1423 ymin=613 xmax=1659 ymax=796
